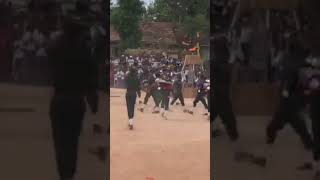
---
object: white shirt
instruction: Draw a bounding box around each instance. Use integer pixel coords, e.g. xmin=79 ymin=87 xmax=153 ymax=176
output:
xmin=128 ymin=58 xmax=134 ymax=66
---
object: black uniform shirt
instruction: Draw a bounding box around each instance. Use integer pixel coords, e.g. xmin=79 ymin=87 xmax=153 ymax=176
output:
xmin=173 ymin=79 xmax=183 ymax=94
xmin=125 ymin=73 xmax=141 ymax=97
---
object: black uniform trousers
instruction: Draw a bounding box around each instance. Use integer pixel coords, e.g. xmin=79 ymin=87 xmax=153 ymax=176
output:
xmin=126 ymin=91 xmax=137 ymax=119
xmin=159 ymin=89 xmax=170 ymax=110
xmin=266 ymin=96 xmax=313 ymax=150
xmin=144 ymin=89 xmax=160 ymax=107
xmin=171 ymin=92 xmax=185 ymax=106
xmin=50 ymin=94 xmax=86 ymax=179
xmin=193 ymin=92 xmax=208 ymax=109
xmin=212 ymin=92 xmax=239 ymax=141
xmin=311 ymin=94 xmax=320 ymax=161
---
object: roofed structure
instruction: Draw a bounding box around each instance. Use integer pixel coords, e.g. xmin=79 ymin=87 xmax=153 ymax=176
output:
xmin=139 ymin=22 xmax=177 ymax=46
xmin=110 ymin=25 xmax=120 ymax=42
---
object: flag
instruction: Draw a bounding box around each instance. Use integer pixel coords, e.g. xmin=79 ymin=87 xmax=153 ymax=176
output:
xmin=189 ymin=47 xmax=198 ymax=52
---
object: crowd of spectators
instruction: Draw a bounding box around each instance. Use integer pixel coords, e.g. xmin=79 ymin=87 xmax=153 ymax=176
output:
xmin=110 ymin=55 xmax=206 ymax=89
xmin=212 ymin=0 xmax=311 ymax=83
xmin=0 ymin=0 xmax=107 ymax=85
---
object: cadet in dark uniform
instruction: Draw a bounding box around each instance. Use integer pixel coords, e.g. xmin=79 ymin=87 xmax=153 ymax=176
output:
xmin=125 ymin=67 xmax=141 ymax=130
xmin=298 ymin=57 xmax=320 ymax=177
xmin=48 ymin=10 xmax=98 ymax=180
xmin=140 ymin=71 xmax=160 ymax=113
xmin=156 ymin=71 xmax=173 ymax=119
xmin=212 ymin=31 xmax=238 ymax=141
xmin=308 ymin=70 xmax=320 ymax=177
xmin=170 ymin=74 xmax=186 ymax=111
xmin=255 ymin=36 xmax=313 ymax=168
xmin=204 ymin=78 xmax=210 ymax=119
xmin=211 ymin=32 xmax=253 ymax=162
xmin=189 ymin=75 xmax=209 ymax=114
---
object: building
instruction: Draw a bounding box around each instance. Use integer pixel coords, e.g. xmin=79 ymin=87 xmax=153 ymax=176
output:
xmin=110 ymin=21 xmax=180 ymax=57
xmin=110 ymin=25 xmax=120 ymax=58
xmin=110 ymin=21 xmax=210 ymax=60
xmin=139 ymin=22 xmax=179 ymax=50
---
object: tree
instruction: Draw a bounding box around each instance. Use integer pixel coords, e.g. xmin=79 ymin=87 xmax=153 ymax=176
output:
xmin=111 ymin=0 xmax=145 ymax=49
xmin=145 ymin=0 xmax=209 ymax=37
xmin=165 ymin=0 xmax=208 ymax=22
xmin=145 ymin=0 xmax=174 ymax=22
xmin=182 ymin=14 xmax=209 ymax=38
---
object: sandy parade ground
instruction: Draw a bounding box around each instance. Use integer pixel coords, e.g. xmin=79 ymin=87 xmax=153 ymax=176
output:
xmin=110 ymin=88 xmax=210 ymax=180
xmin=213 ymin=116 xmax=316 ymax=180
xmin=1 ymin=84 xmax=316 ymax=180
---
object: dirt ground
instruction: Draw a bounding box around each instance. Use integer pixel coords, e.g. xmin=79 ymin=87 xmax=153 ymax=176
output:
xmin=110 ymin=88 xmax=210 ymax=180
xmin=213 ymin=116 xmax=315 ymax=180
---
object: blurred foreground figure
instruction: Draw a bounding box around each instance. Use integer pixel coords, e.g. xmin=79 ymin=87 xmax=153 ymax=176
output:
xmin=212 ymin=32 xmax=238 ymax=141
xmin=212 ymin=31 xmax=252 ymax=161
xmin=254 ymin=36 xmax=313 ymax=168
xmin=297 ymin=55 xmax=320 ymax=178
xmin=48 ymin=2 xmax=99 ymax=179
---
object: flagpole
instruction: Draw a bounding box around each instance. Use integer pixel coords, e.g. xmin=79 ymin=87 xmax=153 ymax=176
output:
xmin=197 ymin=32 xmax=200 ymax=56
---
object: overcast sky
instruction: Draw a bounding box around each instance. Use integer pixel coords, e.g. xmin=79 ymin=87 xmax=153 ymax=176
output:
xmin=111 ymin=0 xmax=154 ymax=7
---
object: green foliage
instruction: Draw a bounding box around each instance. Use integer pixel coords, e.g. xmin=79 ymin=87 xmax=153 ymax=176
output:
xmin=145 ymin=0 xmax=209 ymax=37
xmin=145 ymin=0 xmax=174 ymax=22
xmin=111 ymin=0 xmax=145 ymax=49
xmin=182 ymin=14 xmax=209 ymax=37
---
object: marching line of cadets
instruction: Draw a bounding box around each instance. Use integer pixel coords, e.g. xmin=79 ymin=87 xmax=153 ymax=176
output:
xmin=124 ymin=62 xmax=210 ymax=130
xmin=212 ymin=28 xmax=320 ymax=179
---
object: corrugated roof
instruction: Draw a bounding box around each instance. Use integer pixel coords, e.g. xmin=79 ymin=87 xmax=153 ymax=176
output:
xmin=110 ymin=21 xmax=209 ymax=46
xmin=139 ymin=21 xmax=177 ymax=45
xmin=110 ymin=22 xmax=177 ymax=44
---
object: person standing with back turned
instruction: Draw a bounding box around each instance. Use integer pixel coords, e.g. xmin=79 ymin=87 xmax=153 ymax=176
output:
xmin=125 ymin=66 xmax=141 ymax=130
xmin=47 ymin=1 xmax=99 ymax=179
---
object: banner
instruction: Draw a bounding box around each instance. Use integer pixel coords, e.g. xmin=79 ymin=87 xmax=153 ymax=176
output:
xmin=184 ymin=55 xmax=202 ymax=65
